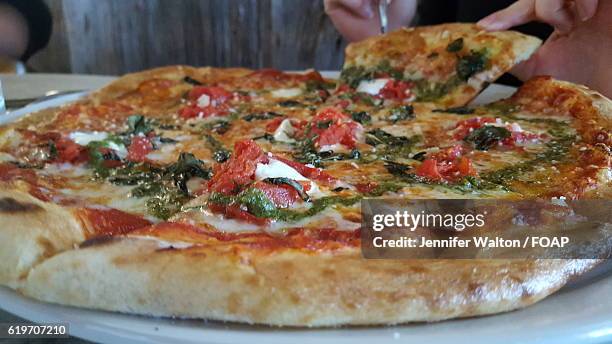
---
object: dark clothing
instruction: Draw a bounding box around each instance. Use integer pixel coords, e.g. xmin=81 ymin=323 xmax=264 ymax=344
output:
xmin=417 ymin=0 xmax=553 ymax=86
xmin=2 ymin=0 xmax=52 ymax=60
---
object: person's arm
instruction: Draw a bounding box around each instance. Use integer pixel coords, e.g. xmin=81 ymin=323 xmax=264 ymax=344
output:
xmin=0 ymin=2 xmax=29 ymax=59
xmin=478 ymin=0 xmax=612 ymax=98
xmin=324 ymin=0 xmax=418 ymax=42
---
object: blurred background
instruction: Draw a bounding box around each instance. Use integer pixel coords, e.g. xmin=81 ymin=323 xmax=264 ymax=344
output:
xmin=6 ymin=0 xmax=348 ymax=75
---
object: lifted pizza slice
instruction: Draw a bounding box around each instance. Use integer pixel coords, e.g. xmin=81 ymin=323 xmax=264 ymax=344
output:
xmin=339 ymin=23 xmax=541 ymax=107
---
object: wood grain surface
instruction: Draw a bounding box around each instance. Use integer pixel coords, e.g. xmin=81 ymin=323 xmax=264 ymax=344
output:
xmin=28 ymin=0 xmax=347 ymax=75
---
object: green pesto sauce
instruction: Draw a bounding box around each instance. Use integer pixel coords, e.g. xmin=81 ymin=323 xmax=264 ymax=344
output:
xmin=340 ymin=49 xmax=490 ymax=102
xmin=207 ymin=188 xmax=361 ymax=222
xmin=357 ymin=115 xmax=575 ymax=195
xmin=481 ymin=131 xmax=575 ymax=187
xmin=100 ymin=153 xmax=210 ymax=220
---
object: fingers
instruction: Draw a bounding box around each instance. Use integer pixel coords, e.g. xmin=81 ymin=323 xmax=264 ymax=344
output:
xmin=478 ymin=0 xmax=599 ymax=33
xmin=575 ymin=0 xmax=599 ymax=21
xmin=325 ymin=0 xmax=416 ymax=42
xmin=325 ymin=0 xmax=381 ymax=42
xmin=477 ymin=0 xmax=536 ymax=31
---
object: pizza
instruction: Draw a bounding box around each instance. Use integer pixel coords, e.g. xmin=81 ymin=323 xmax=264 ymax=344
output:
xmin=0 ymin=23 xmax=610 ymax=326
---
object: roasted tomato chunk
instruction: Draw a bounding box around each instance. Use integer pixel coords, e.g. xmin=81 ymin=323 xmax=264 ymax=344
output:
xmin=295 ymin=108 xmax=362 ymax=150
xmin=127 ymin=136 xmax=153 ymax=162
xmin=207 ymin=140 xmax=268 ymax=194
xmin=379 ymin=80 xmax=414 ymax=101
xmin=252 ymin=181 xmax=310 ymax=208
xmin=53 ymin=137 xmax=89 ymax=164
xmin=416 ymin=145 xmax=476 ymax=182
xmin=179 ymin=86 xmax=233 ymax=119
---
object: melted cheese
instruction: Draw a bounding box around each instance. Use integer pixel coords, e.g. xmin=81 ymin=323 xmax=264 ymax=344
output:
xmin=356 ymin=78 xmax=389 ymax=95
xmin=197 ymin=94 xmax=211 ymax=107
xmin=145 ymin=143 xmax=176 ymax=162
xmin=271 ymin=88 xmax=303 ymax=98
xmin=272 ymin=119 xmax=295 ymax=143
xmin=255 ymin=158 xmax=325 ymax=197
xmin=69 ymin=131 xmax=109 ymax=145
xmin=41 ymin=163 xmax=151 ymax=216
xmin=106 ymin=141 xmax=128 ymax=159
xmin=318 ymin=143 xmax=350 ymax=153
xmin=0 ymin=129 xmax=22 ymax=150
xmin=255 ymin=158 xmax=309 ymax=182
xmin=183 ymin=204 xmax=360 ymax=234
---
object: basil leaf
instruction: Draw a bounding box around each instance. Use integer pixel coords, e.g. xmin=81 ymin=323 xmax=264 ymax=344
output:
xmin=278 ymin=100 xmax=303 ymax=107
xmin=351 ymin=111 xmax=371 ymax=124
xmin=432 ymin=106 xmax=475 ymax=115
xmin=204 ymin=120 xmax=231 ymax=134
xmin=242 ymin=112 xmax=283 ymax=121
xmin=383 ymin=161 xmax=418 ymax=182
xmin=236 ymin=188 xmax=279 ymax=218
xmin=446 ymin=38 xmax=464 ymax=52
xmin=464 ymin=125 xmax=511 ymax=150
xmin=183 ymin=76 xmax=203 ymax=85
xmin=387 ymin=105 xmax=414 ymax=123
xmin=164 ymin=152 xmax=211 ymax=194
xmin=126 ymin=115 xmax=153 ymax=136
xmin=456 ymin=49 xmax=488 ymax=80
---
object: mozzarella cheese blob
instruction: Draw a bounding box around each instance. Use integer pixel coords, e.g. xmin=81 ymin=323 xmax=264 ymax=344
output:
xmin=254 ymin=158 xmax=324 ymax=197
xmin=270 ymin=88 xmax=303 ymax=98
xmin=272 ymin=119 xmax=296 ymax=143
xmin=356 ymin=78 xmax=390 ymax=95
xmin=255 ymin=158 xmax=309 ymax=182
xmin=106 ymin=141 xmax=128 ymax=159
xmin=197 ymin=94 xmax=211 ymax=107
xmin=68 ymin=131 xmax=109 ymax=146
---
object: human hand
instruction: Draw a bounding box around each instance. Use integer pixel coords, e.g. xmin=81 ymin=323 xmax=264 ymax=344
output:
xmin=324 ymin=0 xmax=417 ymax=42
xmin=478 ymin=0 xmax=612 ymax=97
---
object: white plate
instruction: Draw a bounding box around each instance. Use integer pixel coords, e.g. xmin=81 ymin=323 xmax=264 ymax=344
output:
xmin=0 ymin=75 xmax=610 ymax=344
xmin=0 ymin=73 xmax=115 ymax=100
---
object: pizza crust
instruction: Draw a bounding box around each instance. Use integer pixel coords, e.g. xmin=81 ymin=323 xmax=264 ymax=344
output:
xmin=22 ymin=234 xmax=599 ymax=326
xmin=0 ymin=188 xmax=86 ymax=288
xmin=90 ymin=65 xmax=253 ymax=102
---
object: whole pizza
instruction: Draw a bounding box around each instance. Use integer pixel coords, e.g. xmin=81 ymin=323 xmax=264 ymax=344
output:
xmin=0 ymin=24 xmax=610 ymax=326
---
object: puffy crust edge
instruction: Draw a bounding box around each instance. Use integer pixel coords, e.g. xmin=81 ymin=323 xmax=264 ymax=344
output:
xmin=0 ymin=188 xmax=86 ymax=288
xmin=22 ymin=234 xmax=599 ymax=326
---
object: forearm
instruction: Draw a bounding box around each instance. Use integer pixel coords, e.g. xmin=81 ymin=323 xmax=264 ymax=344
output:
xmin=0 ymin=2 xmax=29 ymax=59
xmin=325 ymin=0 xmax=418 ymax=42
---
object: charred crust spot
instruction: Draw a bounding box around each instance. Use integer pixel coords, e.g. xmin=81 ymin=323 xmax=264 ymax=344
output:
xmin=0 ymin=197 xmax=42 ymax=213
xmin=155 ymin=245 xmax=196 ymax=253
xmin=79 ymin=235 xmax=120 ymax=248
